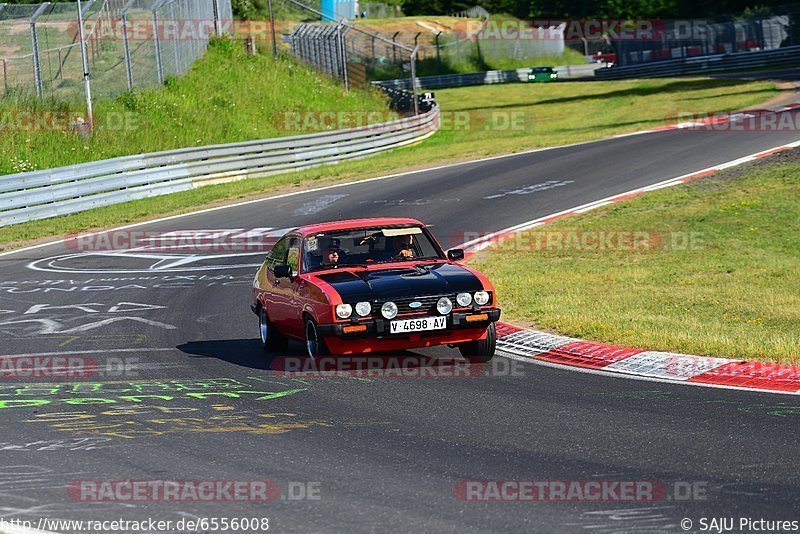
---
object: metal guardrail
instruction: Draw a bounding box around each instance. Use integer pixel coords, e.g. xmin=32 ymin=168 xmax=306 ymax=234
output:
xmin=595 ymin=45 xmax=800 ymax=79
xmin=375 ymin=64 xmax=601 ymax=91
xmin=0 ymin=106 xmax=440 ymax=227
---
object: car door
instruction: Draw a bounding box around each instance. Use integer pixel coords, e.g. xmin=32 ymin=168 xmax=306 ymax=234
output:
xmin=282 ymin=237 xmax=307 ymax=338
xmin=263 ymin=235 xmax=291 ymax=328
xmin=269 ymin=236 xmax=303 ymax=336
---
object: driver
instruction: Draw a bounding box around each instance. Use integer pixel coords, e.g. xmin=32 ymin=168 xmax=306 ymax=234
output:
xmin=322 ymin=247 xmax=341 ymax=265
xmin=389 ymin=234 xmax=414 ymax=259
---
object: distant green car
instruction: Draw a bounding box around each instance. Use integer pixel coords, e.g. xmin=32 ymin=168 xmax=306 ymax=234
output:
xmin=527 ymin=66 xmax=558 ymax=83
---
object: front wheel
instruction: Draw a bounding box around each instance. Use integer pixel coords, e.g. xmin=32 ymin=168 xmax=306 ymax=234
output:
xmin=259 ymin=307 xmax=288 ymax=352
xmin=458 ymin=322 xmax=496 ymax=362
xmin=305 ymin=318 xmax=330 ymax=360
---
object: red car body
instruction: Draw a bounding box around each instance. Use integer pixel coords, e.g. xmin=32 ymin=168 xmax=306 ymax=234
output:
xmin=251 ymin=218 xmax=500 ymax=358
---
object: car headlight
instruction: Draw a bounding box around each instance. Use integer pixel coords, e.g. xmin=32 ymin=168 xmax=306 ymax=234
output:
xmin=381 ymin=301 xmax=398 ymax=319
xmin=336 ymin=304 xmax=352 ymax=319
xmin=474 ymin=291 xmax=490 ymax=306
xmin=456 ymin=292 xmax=473 ymax=307
xmin=355 ymin=301 xmax=372 ymax=317
xmin=437 ymin=297 xmax=453 ymax=315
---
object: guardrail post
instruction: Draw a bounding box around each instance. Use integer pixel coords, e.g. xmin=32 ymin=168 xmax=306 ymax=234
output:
xmin=30 ymin=3 xmax=49 ymax=98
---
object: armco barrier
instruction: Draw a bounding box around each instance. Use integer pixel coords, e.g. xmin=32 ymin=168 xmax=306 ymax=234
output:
xmin=596 ymin=45 xmax=800 ymax=80
xmin=375 ymin=64 xmax=601 ymax=91
xmin=0 ymin=106 xmax=439 ymax=227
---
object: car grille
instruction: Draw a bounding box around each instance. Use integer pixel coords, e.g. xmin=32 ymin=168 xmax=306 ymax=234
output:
xmin=376 ymin=294 xmax=453 ymax=315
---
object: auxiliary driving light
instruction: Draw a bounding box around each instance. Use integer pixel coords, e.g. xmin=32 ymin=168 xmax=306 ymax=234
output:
xmin=474 ymin=291 xmax=490 ymax=306
xmin=355 ymin=301 xmax=372 ymax=317
xmin=456 ymin=292 xmax=473 ymax=307
xmin=381 ymin=301 xmax=398 ymax=319
xmin=437 ymin=297 xmax=453 ymax=315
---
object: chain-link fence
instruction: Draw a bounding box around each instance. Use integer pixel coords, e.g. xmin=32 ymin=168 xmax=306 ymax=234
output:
xmin=280 ymin=0 xmax=421 ymax=113
xmin=0 ymin=0 xmax=233 ymax=102
xmin=613 ymin=4 xmax=800 ymax=66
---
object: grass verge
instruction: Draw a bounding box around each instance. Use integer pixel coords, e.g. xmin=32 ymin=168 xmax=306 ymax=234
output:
xmin=468 ymin=150 xmax=800 ymax=363
xmin=0 ymin=38 xmax=390 ymax=175
xmin=0 ymin=77 xmax=779 ymax=250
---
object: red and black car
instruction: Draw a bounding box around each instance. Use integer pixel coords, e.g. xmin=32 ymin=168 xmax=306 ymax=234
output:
xmin=251 ymin=218 xmax=500 ymax=361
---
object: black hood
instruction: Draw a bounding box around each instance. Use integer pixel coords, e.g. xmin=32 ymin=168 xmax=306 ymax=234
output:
xmin=315 ymin=263 xmax=483 ymax=303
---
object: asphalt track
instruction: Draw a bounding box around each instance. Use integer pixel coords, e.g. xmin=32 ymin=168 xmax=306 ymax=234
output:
xmin=2 ymin=120 xmax=800 ymax=533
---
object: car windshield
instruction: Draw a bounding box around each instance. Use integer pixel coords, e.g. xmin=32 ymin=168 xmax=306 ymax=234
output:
xmin=303 ymin=226 xmax=443 ymax=272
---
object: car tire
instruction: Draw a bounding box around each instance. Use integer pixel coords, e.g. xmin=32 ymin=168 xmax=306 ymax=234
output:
xmin=458 ymin=322 xmax=496 ymax=362
xmin=259 ymin=307 xmax=288 ymax=352
xmin=305 ymin=318 xmax=330 ymax=360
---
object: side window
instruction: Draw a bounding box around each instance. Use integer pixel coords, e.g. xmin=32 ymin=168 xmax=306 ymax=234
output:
xmin=267 ymin=236 xmax=290 ymax=272
xmin=286 ymin=238 xmax=301 ymax=276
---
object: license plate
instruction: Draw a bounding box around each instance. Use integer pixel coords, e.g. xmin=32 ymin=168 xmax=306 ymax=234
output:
xmin=389 ymin=316 xmax=447 ymax=334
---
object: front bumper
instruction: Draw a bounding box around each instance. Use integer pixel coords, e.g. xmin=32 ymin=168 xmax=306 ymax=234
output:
xmin=316 ymin=308 xmax=500 ymax=338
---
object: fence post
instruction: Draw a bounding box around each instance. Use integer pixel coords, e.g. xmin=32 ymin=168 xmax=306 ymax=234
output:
xmin=435 ymin=31 xmax=441 ymax=64
xmin=120 ymin=0 xmax=135 ymax=89
xmin=340 ymin=25 xmax=350 ymax=90
xmin=2 ymin=59 xmax=7 ymax=95
xmin=76 ymin=0 xmax=93 ymax=132
xmin=392 ymin=31 xmax=399 ymax=63
xmin=30 ymin=3 xmax=49 ymax=98
xmin=170 ymin=0 xmax=180 ymax=76
xmin=268 ymin=0 xmax=278 ymax=59
xmin=410 ymin=46 xmax=419 ymax=116
xmin=152 ymin=2 xmax=165 ymax=84
xmin=212 ymin=0 xmax=222 ymax=37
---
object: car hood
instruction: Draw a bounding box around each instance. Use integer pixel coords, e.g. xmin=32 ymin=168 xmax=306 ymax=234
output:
xmin=314 ymin=263 xmax=483 ymax=303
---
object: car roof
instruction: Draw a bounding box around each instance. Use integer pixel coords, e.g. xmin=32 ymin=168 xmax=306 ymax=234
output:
xmin=294 ymin=218 xmax=425 ymax=237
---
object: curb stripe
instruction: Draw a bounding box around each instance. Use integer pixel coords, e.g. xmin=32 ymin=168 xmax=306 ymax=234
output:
xmin=496 ymin=323 xmax=800 ymax=394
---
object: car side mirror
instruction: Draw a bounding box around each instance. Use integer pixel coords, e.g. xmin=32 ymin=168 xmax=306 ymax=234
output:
xmin=447 ymin=249 xmax=465 ymax=261
xmin=274 ymin=265 xmax=292 ymax=279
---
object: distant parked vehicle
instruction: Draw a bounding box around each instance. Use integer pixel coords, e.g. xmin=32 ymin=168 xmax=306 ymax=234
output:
xmin=527 ymin=66 xmax=558 ymax=82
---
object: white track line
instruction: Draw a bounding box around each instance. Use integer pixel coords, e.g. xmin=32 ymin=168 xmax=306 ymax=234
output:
xmin=457 ymin=139 xmax=800 ymax=251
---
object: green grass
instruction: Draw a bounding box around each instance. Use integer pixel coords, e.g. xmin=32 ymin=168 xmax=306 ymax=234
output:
xmin=0 ymin=75 xmax=778 ymax=250
xmin=468 ymin=154 xmax=800 ymax=363
xmin=0 ymin=38 xmax=390 ymax=175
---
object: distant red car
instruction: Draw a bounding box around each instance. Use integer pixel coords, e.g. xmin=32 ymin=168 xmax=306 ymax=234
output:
xmin=251 ymin=218 xmax=500 ymax=361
